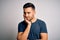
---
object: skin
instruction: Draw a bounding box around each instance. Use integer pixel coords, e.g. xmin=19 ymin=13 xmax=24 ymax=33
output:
xmin=17 ymin=7 xmax=48 ymax=40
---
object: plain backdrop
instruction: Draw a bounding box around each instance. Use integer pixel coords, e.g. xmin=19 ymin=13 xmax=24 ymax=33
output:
xmin=0 ymin=0 xmax=60 ymax=40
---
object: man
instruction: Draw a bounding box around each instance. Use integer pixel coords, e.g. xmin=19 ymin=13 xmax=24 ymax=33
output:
xmin=17 ymin=3 xmax=48 ymax=40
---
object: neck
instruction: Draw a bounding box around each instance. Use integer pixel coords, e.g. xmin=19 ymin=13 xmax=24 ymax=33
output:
xmin=31 ymin=17 xmax=37 ymax=23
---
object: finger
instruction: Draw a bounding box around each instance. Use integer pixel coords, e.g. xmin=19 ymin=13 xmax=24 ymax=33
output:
xmin=24 ymin=18 xmax=28 ymax=22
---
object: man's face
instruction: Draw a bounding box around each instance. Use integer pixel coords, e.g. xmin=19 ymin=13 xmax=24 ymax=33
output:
xmin=23 ymin=7 xmax=35 ymax=21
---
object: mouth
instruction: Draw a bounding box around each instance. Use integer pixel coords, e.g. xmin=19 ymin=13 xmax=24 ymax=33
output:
xmin=25 ymin=18 xmax=31 ymax=21
xmin=24 ymin=17 xmax=33 ymax=21
xmin=28 ymin=17 xmax=33 ymax=21
xmin=26 ymin=18 xmax=30 ymax=20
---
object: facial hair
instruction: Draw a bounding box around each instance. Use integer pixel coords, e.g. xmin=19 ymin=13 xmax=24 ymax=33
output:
xmin=29 ymin=17 xmax=33 ymax=22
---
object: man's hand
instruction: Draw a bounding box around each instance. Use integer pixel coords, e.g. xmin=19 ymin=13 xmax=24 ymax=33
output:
xmin=24 ymin=18 xmax=32 ymax=26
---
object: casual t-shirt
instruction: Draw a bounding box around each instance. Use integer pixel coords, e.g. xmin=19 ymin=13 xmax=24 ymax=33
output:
xmin=18 ymin=19 xmax=48 ymax=40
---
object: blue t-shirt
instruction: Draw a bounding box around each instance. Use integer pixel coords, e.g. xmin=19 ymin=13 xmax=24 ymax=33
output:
xmin=18 ymin=19 xmax=47 ymax=40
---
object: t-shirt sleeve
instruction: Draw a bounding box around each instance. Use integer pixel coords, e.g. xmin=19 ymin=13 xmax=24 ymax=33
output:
xmin=18 ymin=23 xmax=24 ymax=32
xmin=40 ymin=21 xmax=48 ymax=33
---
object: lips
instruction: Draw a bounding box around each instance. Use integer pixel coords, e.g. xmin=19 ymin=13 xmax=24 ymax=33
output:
xmin=26 ymin=18 xmax=29 ymax=20
xmin=25 ymin=17 xmax=30 ymax=19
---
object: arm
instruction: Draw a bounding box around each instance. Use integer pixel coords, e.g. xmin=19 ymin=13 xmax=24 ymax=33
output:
xmin=17 ymin=24 xmax=31 ymax=40
xmin=17 ymin=19 xmax=31 ymax=40
xmin=40 ymin=21 xmax=48 ymax=40
xmin=40 ymin=33 xmax=48 ymax=40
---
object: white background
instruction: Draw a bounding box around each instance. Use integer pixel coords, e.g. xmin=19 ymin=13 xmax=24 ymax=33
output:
xmin=0 ymin=0 xmax=60 ymax=40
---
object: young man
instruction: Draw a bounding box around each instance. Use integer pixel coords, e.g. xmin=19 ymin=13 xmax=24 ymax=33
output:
xmin=17 ymin=3 xmax=48 ymax=40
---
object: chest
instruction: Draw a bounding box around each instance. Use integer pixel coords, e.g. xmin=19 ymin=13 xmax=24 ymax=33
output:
xmin=28 ymin=23 xmax=41 ymax=39
xmin=31 ymin=23 xmax=41 ymax=33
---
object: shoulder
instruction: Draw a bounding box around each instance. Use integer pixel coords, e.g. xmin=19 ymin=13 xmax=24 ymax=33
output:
xmin=37 ymin=19 xmax=46 ymax=23
xmin=18 ymin=20 xmax=25 ymax=26
xmin=37 ymin=19 xmax=46 ymax=26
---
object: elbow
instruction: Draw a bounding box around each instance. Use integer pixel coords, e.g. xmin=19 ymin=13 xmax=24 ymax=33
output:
xmin=17 ymin=35 xmax=27 ymax=40
xmin=17 ymin=35 xmax=21 ymax=40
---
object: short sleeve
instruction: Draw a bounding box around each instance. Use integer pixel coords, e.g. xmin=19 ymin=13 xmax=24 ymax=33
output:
xmin=40 ymin=21 xmax=48 ymax=33
xmin=18 ymin=23 xmax=24 ymax=32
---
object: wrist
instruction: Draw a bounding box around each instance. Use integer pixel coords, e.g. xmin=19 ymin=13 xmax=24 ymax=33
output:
xmin=28 ymin=23 xmax=31 ymax=26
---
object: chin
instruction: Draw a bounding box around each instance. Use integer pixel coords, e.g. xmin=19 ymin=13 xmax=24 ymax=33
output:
xmin=28 ymin=19 xmax=30 ymax=21
xmin=27 ymin=19 xmax=31 ymax=21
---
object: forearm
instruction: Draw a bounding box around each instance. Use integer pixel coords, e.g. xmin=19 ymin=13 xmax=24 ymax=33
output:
xmin=22 ymin=25 xmax=31 ymax=38
xmin=40 ymin=37 xmax=48 ymax=40
xmin=40 ymin=33 xmax=48 ymax=40
xmin=40 ymin=39 xmax=48 ymax=40
xmin=18 ymin=24 xmax=31 ymax=40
